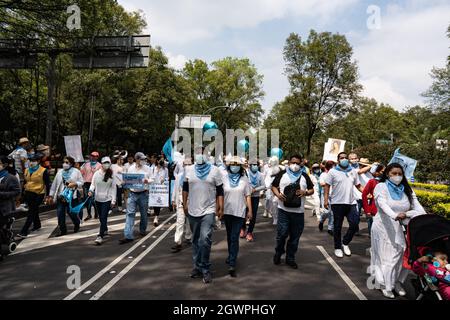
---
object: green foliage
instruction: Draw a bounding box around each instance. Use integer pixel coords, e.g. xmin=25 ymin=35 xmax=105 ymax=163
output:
xmin=411 ymin=183 xmax=450 ymax=193
xmin=413 ymin=189 xmax=450 ymax=208
xmin=431 ymin=203 xmax=450 ymax=219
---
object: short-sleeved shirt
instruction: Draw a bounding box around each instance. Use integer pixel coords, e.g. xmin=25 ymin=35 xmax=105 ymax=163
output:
xmin=325 ymin=168 xmax=360 ymax=205
xmin=185 ymin=165 xmax=223 ymax=217
xmin=223 ymin=173 xmax=251 ymax=218
xmin=272 ymin=170 xmax=314 ymax=214
xmin=9 ymin=147 xmax=28 ymax=175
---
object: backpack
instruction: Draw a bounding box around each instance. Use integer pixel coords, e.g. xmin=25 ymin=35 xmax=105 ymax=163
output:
xmin=283 ymin=176 xmax=303 ymax=208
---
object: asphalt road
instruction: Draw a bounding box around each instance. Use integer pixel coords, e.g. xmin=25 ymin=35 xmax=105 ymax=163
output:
xmin=0 ymin=201 xmax=419 ymax=300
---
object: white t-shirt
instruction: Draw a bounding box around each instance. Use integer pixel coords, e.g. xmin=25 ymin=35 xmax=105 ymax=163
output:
xmin=223 ymin=173 xmax=251 ymax=218
xmin=90 ymin=170 xmax=117 ymax=203
xmin=9 ymin=147 xmax=28 ymax=175
xmin=353 ymin=168 xmax=372 ymax=200
xmin=184 ymin=165 xmax=223 ymax=217
xmin=325 ymin=168 xmax=360 ymax=205
xmin=272 ymin=171 xmax=314 ymax=214
xmin=111 ymin=164 xmax=123 ymax=187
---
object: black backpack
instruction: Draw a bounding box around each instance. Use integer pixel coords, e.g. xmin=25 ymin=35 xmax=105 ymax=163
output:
xmin=283 ymin=176 xmax=303 ymax=208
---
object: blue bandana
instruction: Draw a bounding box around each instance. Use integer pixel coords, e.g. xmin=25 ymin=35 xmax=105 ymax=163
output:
xmin=248 ymin=170 xmax=260 ymax=188
xmin=195 ymin=163 xmax=212 ymax=180
xmin=0 ymin=169 xmax=8 ymax=179
xmin=28 ymin=164 xmax=40 ymax=175
xmin=62 ymin=167 xmax=73 ymax=183
xmin=335 ymin=165 xmax=353 ymax=174
xmin=386 ymin=180 xmax=405 ymax=200
xmin=228 ymin=173 xmax=241 ymax=188
xmin=286 ymin=167 xmax=304 ymax=183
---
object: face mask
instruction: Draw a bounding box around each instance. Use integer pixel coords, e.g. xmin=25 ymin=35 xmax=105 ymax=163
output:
xmin=30 ymin=161 xmax=38 ymax=167
xmin=195 ymin=154 xmax=205 ymax=165
xmin=230 ymin=165 xmax=241 ymax=174
xmin=289 ymin=164 xmax=301 ymax=172
xmin=313 ymin=169 xmax=320 ymax=174
xmin=250 ymin=165 xmax=259 ymax=173
xmin=102 ymin=163 xmax=111 ymax=170
xmin=63 ymin=163 xmax=71 ymax=170
xmin=339 ymin=159 xmax=349 ymax=168
xmin=389 ymin=176 xmax=403 ymax=185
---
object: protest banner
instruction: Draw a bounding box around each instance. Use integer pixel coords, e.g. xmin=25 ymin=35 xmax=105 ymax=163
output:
xmin=388 ymin=148 xmax=417 ymax=179
xmin=149 ymin=181 xmax=169 ymax=207
xmin=323 ymin=138 xmax=346 ymax=161
xmin=64 ymin=135 xmax=84 ymax=162
xmin=122 ymin=173 xmax=145 ymax=189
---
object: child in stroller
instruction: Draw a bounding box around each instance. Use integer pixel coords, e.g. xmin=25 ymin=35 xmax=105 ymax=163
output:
xmin=412 ymin=248 xmax=450 ymax=300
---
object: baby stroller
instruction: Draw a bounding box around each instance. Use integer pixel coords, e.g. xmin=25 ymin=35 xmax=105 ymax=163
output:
xmin=0 ymin=215 xmax=18 ymax=261
xmin=403 ymin=214 xmax=450 ymax=300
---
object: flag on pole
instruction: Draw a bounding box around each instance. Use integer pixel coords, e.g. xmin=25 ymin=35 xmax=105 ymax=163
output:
xmin=388 ymin=148 xmax=417 ymax=180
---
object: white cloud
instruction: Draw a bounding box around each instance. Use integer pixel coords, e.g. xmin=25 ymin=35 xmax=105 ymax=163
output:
xmin=166 ymin=52 xmax=188 ymax=70
xmin=353 ymin=3 xmax=450 ymax=109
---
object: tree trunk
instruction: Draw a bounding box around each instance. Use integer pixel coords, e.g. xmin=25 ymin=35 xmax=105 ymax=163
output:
xmin=45 ymin=53 xmax=57 ymax=147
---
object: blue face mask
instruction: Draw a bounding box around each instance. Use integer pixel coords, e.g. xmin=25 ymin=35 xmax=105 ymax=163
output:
xmin=195 ymin=154 xmax=205 ymax=165
xmin=230 ymin=165 xmax=241 ymax=174
xmin=250 ymin=165 xmax=259 ymax=173
xmin=340 ymin=159 xmax=349 ymax=168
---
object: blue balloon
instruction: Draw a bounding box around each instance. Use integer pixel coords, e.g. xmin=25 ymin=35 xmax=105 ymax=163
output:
xmin=203 ymin=121 xmax=218 ymax=133
xmin=237 ymin=139 xmax=249 ymax=153
xmin=270 ymin=148 xmax=283 ymax=159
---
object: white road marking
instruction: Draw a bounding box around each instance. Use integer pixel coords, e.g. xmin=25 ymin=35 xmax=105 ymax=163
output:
xmin=63 ymin=213 xmax=176 ymax=300
xmin=90 ymin=223 xmax=176 ymax=300
xmin=316 ymin=245 xmax=368 ymax=300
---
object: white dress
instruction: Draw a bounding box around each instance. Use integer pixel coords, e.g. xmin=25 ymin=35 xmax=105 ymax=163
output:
xmin=370 ymin=182 xmax=426 ymax=291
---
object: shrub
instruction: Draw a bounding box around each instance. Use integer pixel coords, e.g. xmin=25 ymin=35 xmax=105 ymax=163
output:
xmin=413 ymin=189 xmax=450 ymax=208
xmin=411 ymin=182 xmax=449 ymax=193
xmin=431 ymin=203 xmax=450 ymax=219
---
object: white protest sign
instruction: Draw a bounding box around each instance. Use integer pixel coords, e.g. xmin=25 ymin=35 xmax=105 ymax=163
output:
xmin=323 ymin=138 xmax=346 ymax=161
xmin=149 ymin=181 xmax=169 ymax=207
xmin=64 ymin=135 xmax=84 ymax=162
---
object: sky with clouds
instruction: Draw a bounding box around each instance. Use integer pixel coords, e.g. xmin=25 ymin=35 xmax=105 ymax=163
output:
xmin=119 ymin=0 xmax=449 ymax=114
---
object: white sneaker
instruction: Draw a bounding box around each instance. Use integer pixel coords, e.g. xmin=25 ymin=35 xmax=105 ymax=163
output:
xmin=108 ymin=210 xmax=112 ymax=215
xmin=153 ymin=216 xmax=159 ymax=226
xmin=263 ymin=211 xmax=268 ymax=218
xmin=122 ymin=208 xmax=127 ymax=213
xmin=382 ymin=289 xmax=395 ymax=299
xmin=394 ymin=283 xmax=406 ymax=296
xmin=342 ymin=245 xmax=351 ymax=256
xmin=94 ymin=236 xmax=103 ymax=245
xmin=268 ymin=213 xmax=273 ymax=218
xmin=334 ymin=249 xmax=344 ymax=258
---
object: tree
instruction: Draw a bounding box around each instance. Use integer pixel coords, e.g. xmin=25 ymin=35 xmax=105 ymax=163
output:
xmin=282 ymin=30 xmax=362 ymax=156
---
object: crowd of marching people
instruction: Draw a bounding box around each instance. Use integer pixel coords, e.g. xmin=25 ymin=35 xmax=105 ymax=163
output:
xmin=1 ymin=136 xmax=449 ymax=300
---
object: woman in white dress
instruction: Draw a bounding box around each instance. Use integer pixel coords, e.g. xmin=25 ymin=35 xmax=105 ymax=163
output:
xmin=370 ymin=163 xmax=426 ymax=299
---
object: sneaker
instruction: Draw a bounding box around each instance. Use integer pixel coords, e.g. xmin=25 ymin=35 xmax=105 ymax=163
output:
xmin=153 ymin=216 xmax=159 ymax=227
xmin=108 ymin=210 xmax=112 ymax=215
xmin=202 ymin=272 xmax=212 ymax=284
xmin=318 ymin=222 xmax=324 ymax=231
xmin=394 ymin=283 xmax=406 ymax=297
xmin=118 ymin=238 xmax=134 ymax=245
xmin=94 ymin=236 xmax=103 ymax=245
xmin=84 ymin=215 xmax=92 ymax=222
xmin=268 ymin=213 xmax=273 ymax=218
xmin=334 ymin=249 xmax=344 ymax=258
xmin=140 ymin=231 xmax=148 ymax=237
xmin=263 ymin=211 xmax=268 ymax=218
xmin=16 ymin=233 xmax=27 ymax=239
xmin=342 ymin=245 xmax=351 ymax=256
xmin=239 ymin=229 xmax=246 ymax=239
xmin=190 ymin=268 xmax=203 ymax=279
xmin=228 ymin=267 xmax=237 ymax=278
xmin=273 ymin=253 xmax=281 ymax=265
xmin=327 ymin=230 xmax=334 ymax=236
xmin=122 ymin=208 xmax=127 ymax=213
xmin=171 ymin=244 xmax=182 ymax=253
xmin=286 ymin=260 xmax=298 ymax=269
xmin=382 ymin=289 xmax=395 ymax=299
xmin=246 ymin=233 xmax=254 ymax=242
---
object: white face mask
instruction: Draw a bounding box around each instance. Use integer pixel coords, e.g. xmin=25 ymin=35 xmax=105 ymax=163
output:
xmin=62 ymin=163 xmax=71 ymax=170
xmin=289 ymin=164 xmax=301 ymax=172
xmin=30 ymin=161 xmax=38 ymax=167
xmin=195 ymin=154 xmax=205 ymax=165
xmin=102 ymin=163 xmax=111 ymax=170
xmin=389 ymin=175 xmax=403 ymax=185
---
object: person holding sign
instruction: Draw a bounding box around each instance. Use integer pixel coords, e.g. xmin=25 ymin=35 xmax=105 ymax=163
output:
xmin=150 ymin=155 xmax=168 ymax=227
xmin=183 ymin=146 xmax=224 ymax=284
xmin=119 ymin=152 xmax=153 ymax=245
xmin=222 ymin=156 xmax=252 ymax=277
xmin=89 ymin=157 xmax=117 ymax=245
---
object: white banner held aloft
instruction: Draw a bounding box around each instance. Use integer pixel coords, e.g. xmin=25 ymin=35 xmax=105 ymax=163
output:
xmin=64 ymin=135 xmax=84 ymax=162
xmin=323 ymin=138 xmax=346 ymax=162
xmin=149 ymin=182 xmax=169 ymax=207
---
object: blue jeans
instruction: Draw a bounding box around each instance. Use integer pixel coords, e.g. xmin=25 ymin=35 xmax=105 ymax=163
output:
xmin=96 ymin=201 xmax=111 ymax=237
xmin=188 ymin=213 xmax=215 ymax=274
xmin=331 ymin=204 xmax=360 ymax=249
xmin=320 ymin=208 xmax=334 ymax=231
xmin=243 ymin=196 xmax=259 ymax=234
xmin=57 ymin=201 xmax=80 ymax=234
xmin=275 ymin=208 xmax=305 ymax=262
xmin=223 ymin=214 xmax=245 ymax=268
xmin=124 ymin=191 xmax=149 ymax=240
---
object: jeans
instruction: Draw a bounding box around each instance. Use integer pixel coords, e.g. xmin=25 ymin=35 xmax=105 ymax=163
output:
xmin=124 ymin=191 xmax=149 ymax=240
xmin=57 ymin=201 xmax=80 ymax=234
xmin=331 ymin=204 xmax=360 ymax=249
xmin=188 ymin=213 xmax=215 ymax=274
xmin=21 ymin=191 xmax=44 ymax=235
xmin=275 ymin=208 xmax=305 ymax=263
xmin=96 ymin=201 xmax=111 ymax=237
xmin=224 ymin=214 xmax=245 ymax=268
xmin=83 ymin=183 xmax=98 ymax=218
xmin=320 ymin=208 xmax=334 ymax=231
xmin=243 ymin=196 xmax=259 ymax=234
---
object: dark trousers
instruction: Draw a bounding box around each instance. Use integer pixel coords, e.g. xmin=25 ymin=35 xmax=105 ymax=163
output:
xmin=83 ymin=183 xmax=98 ymax=218
xmin=154 ymin=207 xmax=161 ymax=216
xmin=224 ymin=215 xmax=245 ymax=267
xmin=116 ymin=187 xmax=123 ymax=208
xmin=243 ymin=196 xmax=259 ymax=234
xmin=21 ymin=191 xmax=44 ymax=235
xmin=355 ymin=199 xmax=363 ymax=233
xmin=331 ymin=204 xmax=360 ymax=249
xmin=57 ymin=201 xmax=80 ymax=234
xmin=96 ymin=201 xmax=111 ymax=237
xmin=275 ymin=208 xmax=305 ymax=263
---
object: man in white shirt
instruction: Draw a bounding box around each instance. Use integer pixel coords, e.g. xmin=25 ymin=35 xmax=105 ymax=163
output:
xmin=324 ymin=152 xmax=364 ymax=258
xmin=182 ymin=147 xmax=224 ymax=284
xmin=271 ymin=154 xmax=314 ymax=269
xmin=119 ymin=152 xmax=153 ymax=244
